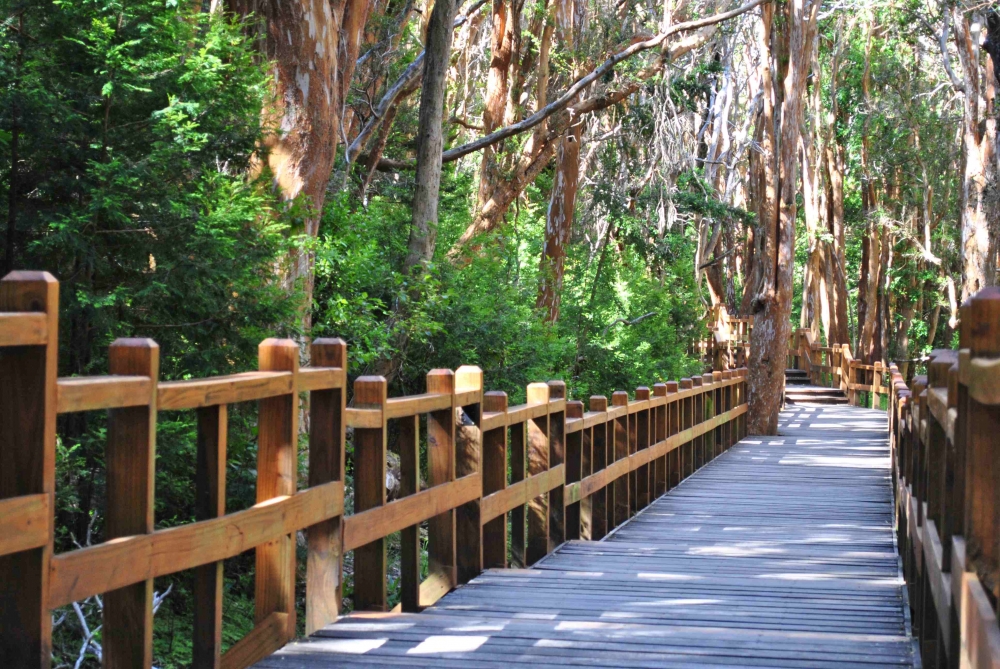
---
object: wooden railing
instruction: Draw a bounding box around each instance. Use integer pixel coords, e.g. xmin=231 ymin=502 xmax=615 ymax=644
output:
xmin=696 ymin=305 xmax=752 ymax=370
xmin=889 ymin=286 xmax=1000 ymax=669
xmin=789 ymin=328 xmax=889 ymax=407
xmin=0 ymin=271 xmax=749 ymax=669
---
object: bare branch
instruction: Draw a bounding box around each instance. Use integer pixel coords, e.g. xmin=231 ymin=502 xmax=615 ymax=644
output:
xmin=344 ymin=0 xmax=489 ymax=165
xmin=440 ymin=0 xmax=768 ymax=163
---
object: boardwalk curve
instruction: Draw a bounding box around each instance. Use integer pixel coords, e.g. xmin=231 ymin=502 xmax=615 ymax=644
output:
xmin=257 ymin=403 xmax=916 ymax=668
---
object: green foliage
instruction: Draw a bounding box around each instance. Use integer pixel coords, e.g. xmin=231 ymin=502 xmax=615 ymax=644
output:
xmin=1 ymin=1 xmax=299 ymax=665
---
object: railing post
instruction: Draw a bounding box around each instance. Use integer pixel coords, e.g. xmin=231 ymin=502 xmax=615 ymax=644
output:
xmin=352 ymin=375 xmax=388 ymax=611
xmin=526 ymin=382 xmax=550 ymax=564
xmin=104 ymin=338 xmax=160 ymax=669
xmin=611 ymin=390 xmax=630 ymax=527
xmin=927 ymin=352 xmax=954 ymax=571
xmin=589 ymin=395 xmax=609 ymax=540
xmin=427 ymin=370 xmax=457 ymax=592
xmin=547 ymin=380 xmax=566 ymax=553
xmin=565 ymin=400 xmax=584 ymax=540
xmin=962 ymin=288 xmax=1000 ymax=602
xmin=482 ymin=391 xmax=508 ymax=569
xmin=456 ymin=366 xmax=484 ymax=585
xmin=256 ymin=339 xmax=299 ymax=634
xmin=306 ymin=339 xmax=347 ymax=631
xmin=0 ymin=272 xmax=58 ymax=669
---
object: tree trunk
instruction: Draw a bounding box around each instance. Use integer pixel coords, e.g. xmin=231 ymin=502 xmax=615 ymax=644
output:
xmin=537 ymin=125 xmax=582 ymax=322
xmin=825 ymin=142 xmax=849 ymax=344
xmin=228 ymin=0 xmax=368 ymax=324
xmin=747 ymin=0 xmax=819 ymax=436
xmin=954 ymin=8 xmax=999 ymax=300
xmin=477 ymin=0 xmax=518 ymax=210
xmin=404 ymin=0 xmax=462 ymax=272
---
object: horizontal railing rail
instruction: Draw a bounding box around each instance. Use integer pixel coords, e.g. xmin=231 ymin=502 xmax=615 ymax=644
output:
xmin=890 ymin=286 xmax=1000 ymax=669
xmin=0 ymin=270 xmax=748 ymax=669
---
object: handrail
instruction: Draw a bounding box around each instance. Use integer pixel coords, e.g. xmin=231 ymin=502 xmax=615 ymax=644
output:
xmin=0 ymin=270 xmax=749 ymax=669
xmin=889 ymin=287 xmax=1000 ymax=669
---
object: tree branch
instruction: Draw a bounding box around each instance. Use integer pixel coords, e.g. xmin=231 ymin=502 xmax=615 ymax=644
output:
xmin=601 ymin=311 xmax=657 ymax=337
xmin=439 ymin=0 xmax=767 ymax=163
xmin=344 ymin=0 xmax=488 ymax=165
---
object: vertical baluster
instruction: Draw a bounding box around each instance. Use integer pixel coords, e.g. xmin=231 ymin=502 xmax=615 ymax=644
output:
xmin=482 ymin=392 xmax=508 ymax=568
xmin=580 ymin=415 xmax=594 ymax=540
xmin=565 ymin=400 xmax=584 ymax=541
xmin=526 ymin=382 xmax=550 ymax=565
xmin=589 ymin=396 xmax=609 ymax=540
xmin=104 ymin=339 xmax=159 ymax=669
xmin=679 ymin=379 xmax=693 ymax=478
xmin=692 ymin=376 xmax=704 ymax=469
xmin=509 ymin=415 xmax=526 ymax=568
xmin=547 ymin=380 xmax=566 ymax=553
xmin=306 ymin=339 xmax=347 ymax=630
xmin=653 ymin=383 xmax=668 ymax=497
xmin=193 ymin=403 xmax=226 ymax=668
xmin=712 ymin=372 xmax=723 ymax=456
xmin=634 ymin=387 xmax=650 ymax=510
xmin=456 ymin=366 xmax=483 ymax=584
xmin=353 ymin=375 xmax=387 ymax=611
xmin=611 ymin=391 xmax=630 ymax=527
xmin=399 ymin=410 xmax=420 ymax=612
xmin=0 ymin=272 xmax=57 ymax=668
xmin=427 ymin=370 xmax=457 ymax=595
xmin=666 ymin=381 xmax=679 ymax=488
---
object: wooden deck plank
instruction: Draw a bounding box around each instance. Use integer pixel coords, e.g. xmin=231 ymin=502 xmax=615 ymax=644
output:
xmin=257 ymin=403 xmax=915 ymax=668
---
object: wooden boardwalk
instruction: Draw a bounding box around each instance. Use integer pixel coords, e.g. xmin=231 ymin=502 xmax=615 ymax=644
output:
xmin=257 ymin=403 xmax=916 ymax=668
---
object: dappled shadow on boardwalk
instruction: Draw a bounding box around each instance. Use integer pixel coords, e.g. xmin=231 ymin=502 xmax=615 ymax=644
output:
xmin=257 ymin=404 xmax=915 ymax=668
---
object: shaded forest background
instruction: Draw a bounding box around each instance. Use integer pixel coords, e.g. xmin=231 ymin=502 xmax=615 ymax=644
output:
xmin=0 ymin=0 xmax=997 ymax=665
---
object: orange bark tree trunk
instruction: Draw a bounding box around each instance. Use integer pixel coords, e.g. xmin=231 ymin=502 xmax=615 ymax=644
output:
xmin=746 ymin=0 xmax=819 ymax=435
xmin=228 ymin=0 xmax=372 ymax=322
xmin=537 ymin=124 xmax=582 ymax=323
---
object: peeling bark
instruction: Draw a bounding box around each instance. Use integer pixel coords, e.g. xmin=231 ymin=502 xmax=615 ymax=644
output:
xmin=538 ymin=124 xmax=583 ymax=323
